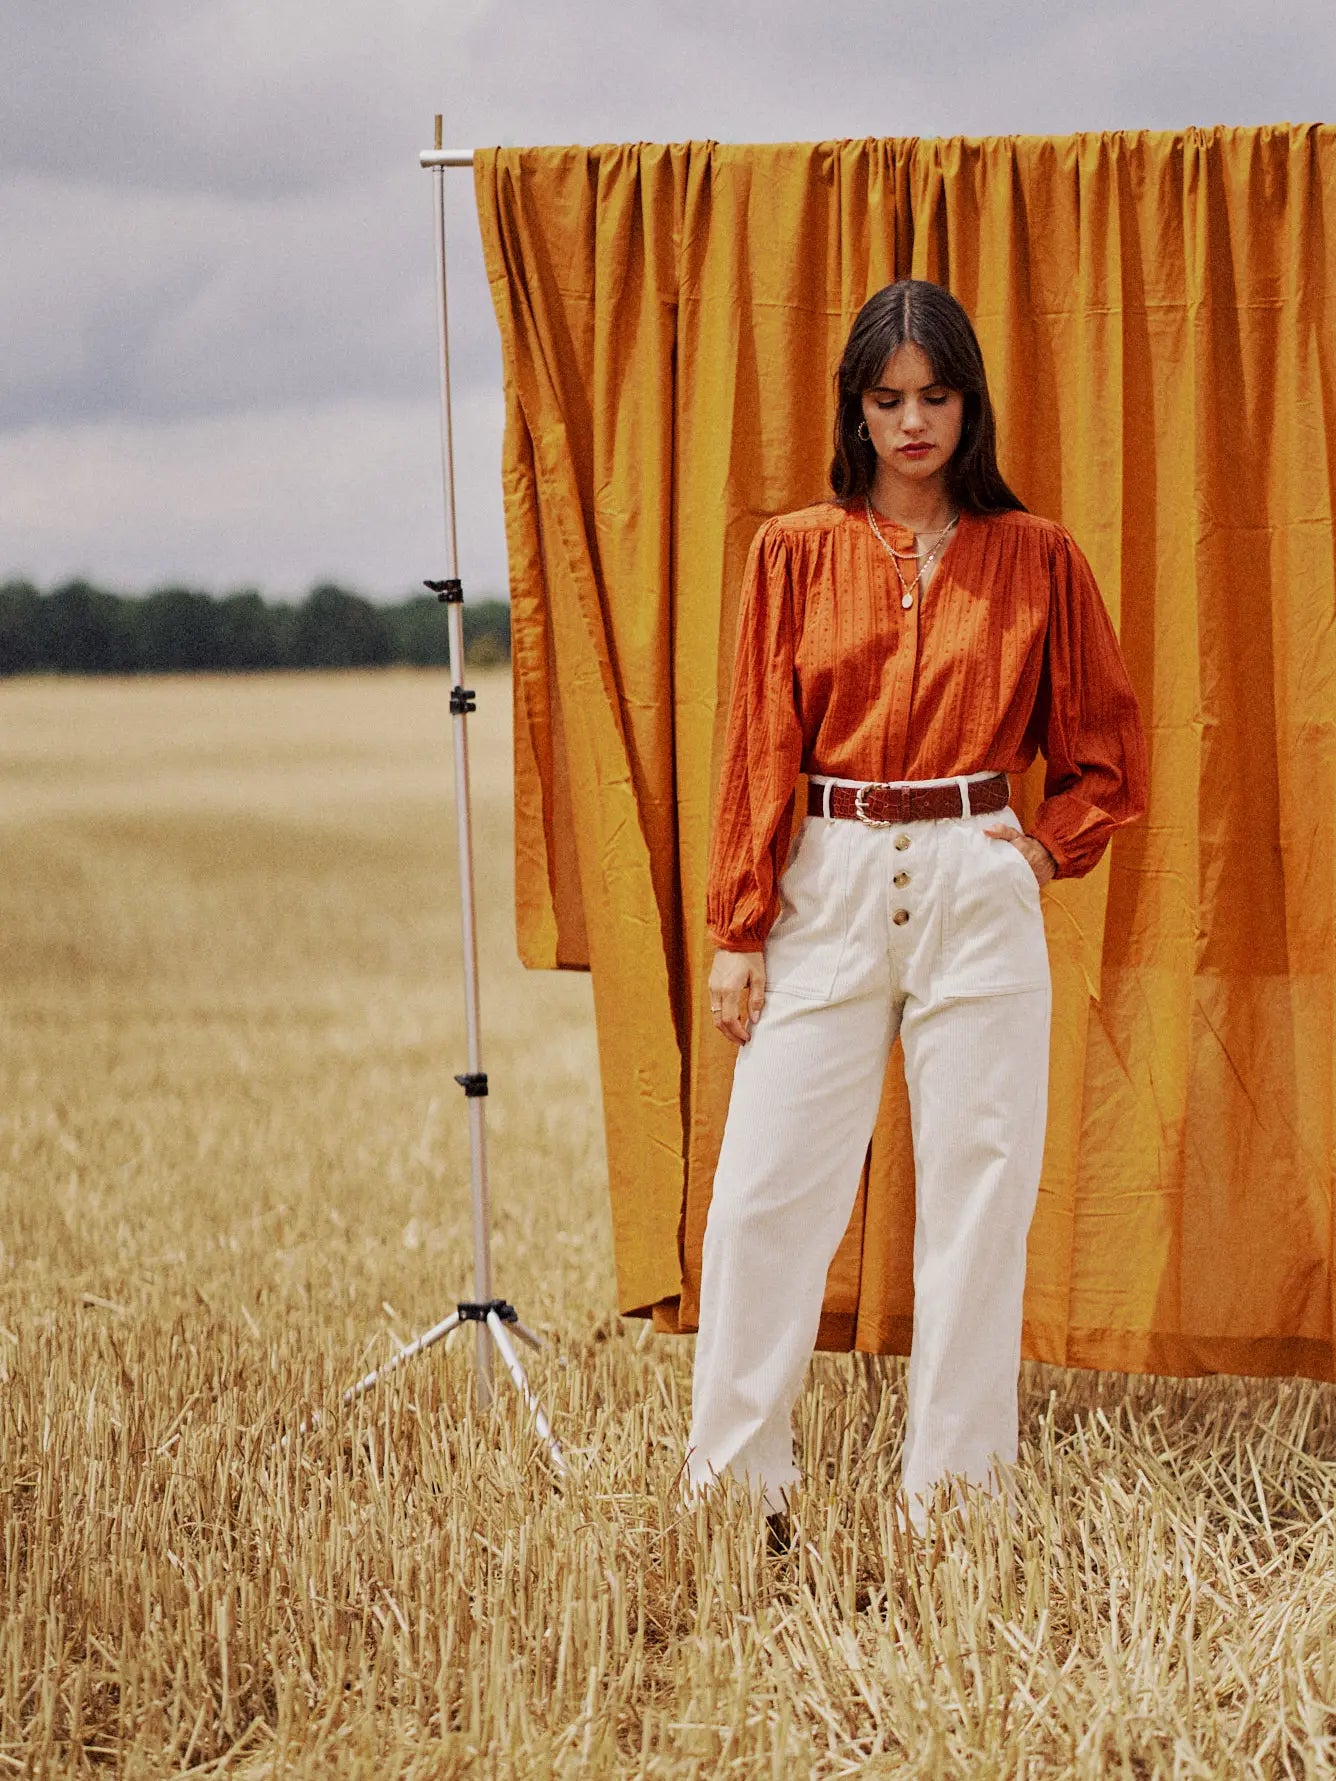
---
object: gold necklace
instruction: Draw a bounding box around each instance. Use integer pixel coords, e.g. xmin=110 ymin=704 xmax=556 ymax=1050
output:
xmin=865 ymin=499 xmax=960 ymax=610
xmin=865 ymin=498 xmax=959 ymax=556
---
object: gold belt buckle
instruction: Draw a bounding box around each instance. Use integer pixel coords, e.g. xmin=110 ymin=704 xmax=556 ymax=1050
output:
xmin=853 ymin=781 xmax=901 ymax=828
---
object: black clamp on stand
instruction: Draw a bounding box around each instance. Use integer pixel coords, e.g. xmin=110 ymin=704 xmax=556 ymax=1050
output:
xmin=425 ymin=581 xmax=477 ymax=718
xmin=457 ymin=1299 xmax=517 ymax=1324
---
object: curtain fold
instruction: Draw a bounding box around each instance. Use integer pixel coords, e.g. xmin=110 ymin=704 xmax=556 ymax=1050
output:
xmin=476 ymin=124 xmax=1336 ymax=1378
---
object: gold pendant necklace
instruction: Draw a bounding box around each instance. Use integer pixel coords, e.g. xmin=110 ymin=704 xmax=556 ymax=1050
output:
xmin=865 ymin=498 xmax=960 ymax=610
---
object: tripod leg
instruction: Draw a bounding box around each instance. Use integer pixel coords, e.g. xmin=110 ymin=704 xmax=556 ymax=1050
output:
xmin=485 ymin=1309 xmax=568 ymax=1476
xmin=510 ymin=1319 xmax=543 ymax=1351
xmin=342 ymin=1311 xmax=463 ymax=1404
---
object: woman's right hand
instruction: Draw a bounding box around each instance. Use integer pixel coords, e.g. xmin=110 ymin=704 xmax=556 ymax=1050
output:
xmin=708 ymin=948 xmax=767 ymax=1046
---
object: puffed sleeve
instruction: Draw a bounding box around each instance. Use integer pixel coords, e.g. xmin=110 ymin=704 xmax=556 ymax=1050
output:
xmin=704 ymin=519 xmax=806 ymax=950
xmin=1027 ymin=524 xmax=1149 ymax=880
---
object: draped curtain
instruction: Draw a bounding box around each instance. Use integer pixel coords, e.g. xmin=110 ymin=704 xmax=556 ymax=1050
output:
xmin=476 ymin=125 xmax=1336 ymax=1378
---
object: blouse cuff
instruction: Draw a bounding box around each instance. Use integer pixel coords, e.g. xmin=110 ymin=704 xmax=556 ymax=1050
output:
xmin=1027 ymin=817 xmax=1073 ymax=880
xmin=708 ymin=927 xmax=770 ymax=953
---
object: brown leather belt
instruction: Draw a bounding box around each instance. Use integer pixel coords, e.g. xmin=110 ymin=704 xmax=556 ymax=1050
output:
xmin=806 ymin=772 xmax=1010 ymax=825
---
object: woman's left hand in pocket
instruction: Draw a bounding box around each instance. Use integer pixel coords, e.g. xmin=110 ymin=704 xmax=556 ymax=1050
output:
xmin=983 ymin=825 xmax=1058 ymax=886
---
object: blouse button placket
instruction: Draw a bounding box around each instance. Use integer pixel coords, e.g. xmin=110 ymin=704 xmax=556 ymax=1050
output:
xmin=873 ymin=519 xmax=922 ymax=776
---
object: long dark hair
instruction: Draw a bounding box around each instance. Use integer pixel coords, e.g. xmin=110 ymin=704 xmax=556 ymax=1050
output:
xmin=829 ymin=279 xmax=1026 ymax=515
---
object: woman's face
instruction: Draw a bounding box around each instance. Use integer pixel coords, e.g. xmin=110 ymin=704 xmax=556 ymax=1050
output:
xmin=859 ymin=341 xmax=965 ymax=483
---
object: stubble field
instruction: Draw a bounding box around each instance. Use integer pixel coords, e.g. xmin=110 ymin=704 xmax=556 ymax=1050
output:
xmin=3 ymin=668 xmax=1336 ymax=1779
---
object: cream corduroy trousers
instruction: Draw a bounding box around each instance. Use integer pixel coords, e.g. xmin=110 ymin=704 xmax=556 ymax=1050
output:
xmin=687 ymin=772 xmax=1052 ymax=1532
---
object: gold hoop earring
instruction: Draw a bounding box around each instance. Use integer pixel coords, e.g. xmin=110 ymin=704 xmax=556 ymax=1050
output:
xmin=857 ymin=420 xmax=871 ymax=442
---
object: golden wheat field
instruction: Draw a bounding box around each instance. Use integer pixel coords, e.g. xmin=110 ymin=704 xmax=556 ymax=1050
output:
xmin=3 ymin=667 xmax=1336 ymax=1779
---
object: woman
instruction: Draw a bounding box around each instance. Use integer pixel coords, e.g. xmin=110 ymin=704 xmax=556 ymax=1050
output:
xmin=685 ymin=278 xmax=1148 ymax=1541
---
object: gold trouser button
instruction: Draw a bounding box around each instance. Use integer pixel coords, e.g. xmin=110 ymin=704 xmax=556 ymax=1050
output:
xmin=893 ymin=871 xmax=910 ymax=887
xmin=894 ymin=834 xmax=911 ymax=851
xmin=893 ymin=908 xmax=910 ymax=925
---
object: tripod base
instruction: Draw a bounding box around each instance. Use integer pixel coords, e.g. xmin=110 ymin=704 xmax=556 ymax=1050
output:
xmin=327 ymin=1299 xmax=566 ymax=1476
xmin=356 ymin=1296 xmax=566 ymax=1474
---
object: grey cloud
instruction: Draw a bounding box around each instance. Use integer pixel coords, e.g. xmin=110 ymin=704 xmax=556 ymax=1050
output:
xmin=0 ymin=170 xmax=497 ymax=430
xmin=3 ymin=0 xmax=1332 ymax=594
xmin=0 ymin=389 xmax=505 ymax=597
xmin=5 ymin=0 xmax=496 ymax=198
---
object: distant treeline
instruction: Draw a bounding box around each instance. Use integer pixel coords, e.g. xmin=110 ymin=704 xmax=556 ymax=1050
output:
xmin=0 ymin=580 xmax=511 ymax=675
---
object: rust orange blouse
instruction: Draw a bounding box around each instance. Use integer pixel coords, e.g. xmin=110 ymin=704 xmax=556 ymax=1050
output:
xmin=705 ymin=499 xmax=1149 ymax=952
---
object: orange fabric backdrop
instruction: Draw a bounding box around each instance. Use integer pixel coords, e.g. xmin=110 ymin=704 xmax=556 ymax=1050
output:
xmin=475 ymin=125 xmax=1336 ymax=1378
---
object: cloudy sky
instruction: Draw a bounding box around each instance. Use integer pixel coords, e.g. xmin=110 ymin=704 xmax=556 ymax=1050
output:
xmin=3 ymin=1 xmax=1332 ymax=602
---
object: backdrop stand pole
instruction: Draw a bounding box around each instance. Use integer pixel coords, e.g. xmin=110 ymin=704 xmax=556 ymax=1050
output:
xmin=301 ymin=121 xmax=564 ymax=1478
